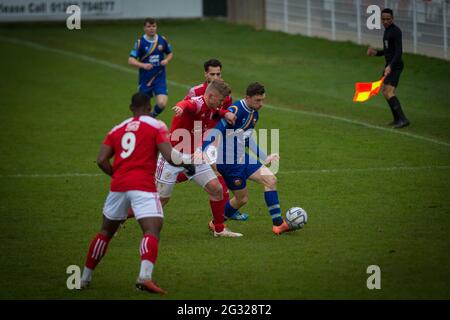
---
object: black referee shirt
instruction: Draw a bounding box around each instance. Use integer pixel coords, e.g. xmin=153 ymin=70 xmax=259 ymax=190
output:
xmin=376 ymin=23 xmax=403 ymax=69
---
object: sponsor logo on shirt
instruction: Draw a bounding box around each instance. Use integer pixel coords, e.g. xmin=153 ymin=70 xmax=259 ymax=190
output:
xmin=126 ymin=121 xmax=140 ymax=132
xmin=149 ymin=55 xmax=160 ymax=65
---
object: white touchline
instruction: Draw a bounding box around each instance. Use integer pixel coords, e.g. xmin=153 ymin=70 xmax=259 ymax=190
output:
xmin=277 ymin=165 xmax=450 ymax=174
xmin=0 ymin=165 xmax=448 ymax=178
xmin=1 ymin=36 xmax=450 ymax=149
xmin=0 ymin=173 xmax=104 ymax=178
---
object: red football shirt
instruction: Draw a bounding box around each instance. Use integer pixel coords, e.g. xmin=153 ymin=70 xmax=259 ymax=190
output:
xmin=184 ymin=81 xmax=233 ymax=117
xmin=170 ymin=96 xmax=224 ymax=154
xmin=103 ymin=115 xmax=169 ymax=192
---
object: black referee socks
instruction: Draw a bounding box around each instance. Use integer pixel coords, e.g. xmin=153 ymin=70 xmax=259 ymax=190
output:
xmin=388 ymin=96 xmax=408 ymax=122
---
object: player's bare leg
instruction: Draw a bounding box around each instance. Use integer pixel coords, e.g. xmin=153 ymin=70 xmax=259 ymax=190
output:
xmin=382 ymin=84 xmax=409 ymax=128
xmin=159 ymin=197 xmax=170 ymax=207
xmin=156 ymin=181 xmax=174 ymax=208
xmin=150 ymin=94 xmax=168 ymax=117
xmin=80 ymin=216 xmax=124 ymax=289
xmin=228 ymin=188 xmax=249 ymax=211
xmin=135 ymin=217 xmax=166 ymax=295
xmin=249 ymin=166 xmax=290 ymax=235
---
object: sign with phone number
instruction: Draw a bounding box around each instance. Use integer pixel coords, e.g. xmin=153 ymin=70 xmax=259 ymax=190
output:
xmin=0 ymin=0 xmax=122 ymax=17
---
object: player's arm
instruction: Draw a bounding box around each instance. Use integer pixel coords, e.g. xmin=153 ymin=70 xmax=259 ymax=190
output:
xmin=389 ymin=29 xmax=403 ymax=68
xmin=202 ymin=118 xmax=228 ymax=151
xmin=160 ymin=40 xmax=173 ymax=66
xmin=172 ymin=100 xmax=196 ymax=117
xmin=367 ymin=47 xmax=383 ymax=56
xmin=161 ymin=52 xmax=173 ymax=66
xmin=217 ymin=102 xmax=237 ymax=125
xmin=375 ymin=48 xmax=384 ymax=56
xmin=128 ymin=57 xmax=152 ymax=70
xmin=158 ymin=142 xmax=190 ymax=166
xmin=247 ymin=134 xmax=279 ymax=165
xmin=96 ymin=144 xmax=114 ymax=176
xmin=158 ymin=142 xmax=195 ymax=175
xmin=246 ymin=137 xmax=268 ymax=163
xmin=128 ymin=39 xmax=153 ymax=70
xmin=217 ymin=108 xmax=237 ymax=125
xmin=156 ymin=122 xmax=195 ymax=174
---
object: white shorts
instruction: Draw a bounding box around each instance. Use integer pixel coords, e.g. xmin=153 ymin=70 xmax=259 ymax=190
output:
xmin=155 ymin=154 xmax=217 ymax=198
xmin=103 ymin=190 xmax=163 ymax=221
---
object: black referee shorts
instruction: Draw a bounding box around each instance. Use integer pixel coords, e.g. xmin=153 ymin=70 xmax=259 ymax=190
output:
xmin=383 ymin=65 xmax=403 ymax=87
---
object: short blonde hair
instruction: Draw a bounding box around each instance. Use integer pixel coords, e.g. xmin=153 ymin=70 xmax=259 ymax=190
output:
xmin=206 ymin=79 xmax=231 ymax=97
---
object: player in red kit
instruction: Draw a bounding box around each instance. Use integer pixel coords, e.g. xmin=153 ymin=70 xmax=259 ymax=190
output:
xmin=155 ymin=79 xmax=243 ymax=237
xmin=80 ymin=92 xmax=193 ymax=294
xmin=180 ymin=59 xmax=249 ymax=221
xmin=184 ymin=59 xmax=233 ymax=107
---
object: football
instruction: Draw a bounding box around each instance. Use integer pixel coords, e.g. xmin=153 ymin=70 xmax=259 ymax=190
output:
xmin=286 ymin=207 xmax=308 ymax=230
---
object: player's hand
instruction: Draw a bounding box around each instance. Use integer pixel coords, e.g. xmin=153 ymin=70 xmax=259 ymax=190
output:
xmin=183 ymin=164 xmax=196 ymax=176
xmin=172 ymin=106 xmax=184 ymax=117
xmin=384 ymin=65 xmax=391 ymax=76
xmin=367 ymin=47 xmax=377 ymax=56
xmin=160 ymin=59 xmax=168 ymax=66
xmin=142 ymin=63 xmax=153 ymax=70
xmin=264 ymin=153 xmax=280 ymax=165
xmin=204 ymin=145 xmax=218 ymax=165
xmin=224 ymin=112 xmax=237 ymax=125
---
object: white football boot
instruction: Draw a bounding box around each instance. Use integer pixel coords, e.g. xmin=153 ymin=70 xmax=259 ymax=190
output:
xmin=213 ymin=228 xmax=243 ymax=238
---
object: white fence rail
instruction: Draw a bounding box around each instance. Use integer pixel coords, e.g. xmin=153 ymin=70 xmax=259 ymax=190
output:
xmin=266 ymin=0 xmax=449 ymax=60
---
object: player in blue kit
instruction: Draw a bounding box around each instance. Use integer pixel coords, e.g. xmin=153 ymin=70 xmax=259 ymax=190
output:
xmin=128 ymin=18 xmax=173 ymax=118
xmin=202 ymin=82 xmax=291 ymax=235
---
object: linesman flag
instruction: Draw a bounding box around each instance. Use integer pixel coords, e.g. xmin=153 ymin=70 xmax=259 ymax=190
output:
xmin=353 ymin=77 xmax=384 ymax=102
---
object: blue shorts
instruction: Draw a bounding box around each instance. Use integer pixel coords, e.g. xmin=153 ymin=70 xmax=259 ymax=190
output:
xmin=217 ymin=154 xmax=262 ymax=190
xmin=139 ymin=74 xmax=168 ymax=97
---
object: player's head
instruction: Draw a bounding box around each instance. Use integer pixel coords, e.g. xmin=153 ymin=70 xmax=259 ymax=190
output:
xmin=381 ymin=8 xmax=394 ymax=29
xmin=144 ymin=18 xmax=157 ymax=37
xmin=245 ymin=82 xmax=265 ymax=111
xmin=204 ymin=79 xmax=231 ymax=110
xmin=204 ymin=59 xmax=222 ymax=84
xmin=130 ymin=92 xmax=151 ymax=115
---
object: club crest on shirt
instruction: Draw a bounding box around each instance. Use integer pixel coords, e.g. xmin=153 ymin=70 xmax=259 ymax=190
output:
xmin=158 ymin=44 xmax=164 ymax=51
xmin=233 ymin=178 xmax=242 ymax=187
xmin=126 ymin=121 xmax=140 ymax=132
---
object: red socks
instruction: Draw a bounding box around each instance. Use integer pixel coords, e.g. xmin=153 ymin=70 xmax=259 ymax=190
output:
xmin=209 ymin=199 xmax=225 ymax=232
xmin=176 ymin=172 xmax=188 ymax=183
xmin=217 ymin=175 xmax=230 ymax=202
xmin=85 ymin=233 xmax=110 ymax=269
xmin=140 ymin=234 xmax=159 ymax=263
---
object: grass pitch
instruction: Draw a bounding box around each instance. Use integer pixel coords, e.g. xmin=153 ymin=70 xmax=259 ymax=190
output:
xmin=0 ymin=19 xmax=449 ymax=299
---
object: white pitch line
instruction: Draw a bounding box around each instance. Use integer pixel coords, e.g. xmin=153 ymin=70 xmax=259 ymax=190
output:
xmin=1 ymin=165 xmax=449 ymax=178
xmin=0 ymin=173 xmax=104 ymax=178
xmin=277 ymin=165 xmax=450 ymax=174
xmin=1 ymin=36 xmax=450 ymax=148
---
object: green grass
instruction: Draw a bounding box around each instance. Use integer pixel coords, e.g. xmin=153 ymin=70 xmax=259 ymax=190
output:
xmin=0 ymin=19 xmax=449 ymax=299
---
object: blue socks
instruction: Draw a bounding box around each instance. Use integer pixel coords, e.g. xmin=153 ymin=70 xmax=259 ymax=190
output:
xmin=224 ymin=201 xmax=239 ymax=219
xmin=150 ymin=104 xmax=164 ymax=117
xmin=264 ymin=190 xmax=283 ymax=226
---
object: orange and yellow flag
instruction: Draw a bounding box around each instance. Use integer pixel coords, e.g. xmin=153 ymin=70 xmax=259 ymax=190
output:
xmin=353 ymin=77 xmax=384 ymax=102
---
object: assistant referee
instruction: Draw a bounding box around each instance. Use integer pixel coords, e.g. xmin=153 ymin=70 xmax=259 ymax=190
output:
xmin=367 ymin=8 xmax=410 ymax=129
